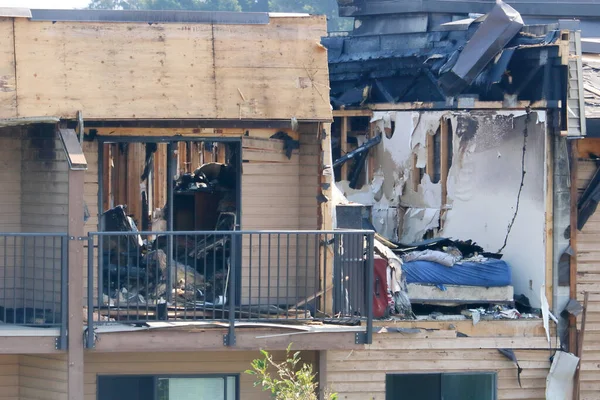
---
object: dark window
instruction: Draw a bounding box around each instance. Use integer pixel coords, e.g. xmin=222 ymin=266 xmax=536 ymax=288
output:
xmin=98 ymin=375 xmax=238 ymax=400
xmin=385 ymin=372 xmax=496 ymax=400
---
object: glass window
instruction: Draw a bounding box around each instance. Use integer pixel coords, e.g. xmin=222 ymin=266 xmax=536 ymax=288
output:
xmin=99 ymin=375 xmax=238 ymax=400
xmin=386 ymin=372 xmax=496 ymax=400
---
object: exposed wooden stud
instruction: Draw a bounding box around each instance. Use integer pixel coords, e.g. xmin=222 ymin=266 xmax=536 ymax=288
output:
xmin=425 ymin=130 xmax=435 ymax=178
xmin=340 ymin=117 xmax=348 ymax=180
xmin=440 ymin=117 xmax=449 ymax=228
xmin=368 ymin=122 xmax=375 ymax=182
xmin=102 ymin=143 xmax=111 ymax=212
xmin=412 ymin=154 xmax=421 ymax=191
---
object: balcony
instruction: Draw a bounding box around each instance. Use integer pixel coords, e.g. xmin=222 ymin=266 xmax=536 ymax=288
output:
xmin=0 ymin=233 xmax=67 ymax=349
xmin=85 ymin=229 xmax=375 ymax=347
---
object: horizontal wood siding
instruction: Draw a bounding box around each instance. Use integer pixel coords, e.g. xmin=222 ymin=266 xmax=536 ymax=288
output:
xmin=325 ymin=333 xmax=552 ymax=400
xmin=0 ymin=128 xmax=23 ymax=309
xmin=0 ymin=355 xmax=18 ymax=400
xmin=9 ymin=16 xmax=330 ymax=121
xmin=241 ymin=133 xmax=320 ymax=305
xmin=20 ymin=125 xmax=68 ymax=314
xmin=19 ymin=355 xmax=68 ymax=400
xmin=84 ymin=351 xmax=316 ymax=400
xmin=576 ymin=139 xmax=600 ymax=400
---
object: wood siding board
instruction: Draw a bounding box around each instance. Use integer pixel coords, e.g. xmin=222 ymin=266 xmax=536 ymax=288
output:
xmin=84 ymin=351 xmax=316 ymax=400
xmin=576 ymin=139 xmax=600 ymax=400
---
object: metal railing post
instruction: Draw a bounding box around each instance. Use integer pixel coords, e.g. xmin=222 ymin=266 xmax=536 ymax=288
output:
xmin=59 ymin=235 xmax=68 ymax=350
xmin=86 ymin=236 xmax=95 ymax=348
xmin=224 ymin=232 xmax=237 ymax=346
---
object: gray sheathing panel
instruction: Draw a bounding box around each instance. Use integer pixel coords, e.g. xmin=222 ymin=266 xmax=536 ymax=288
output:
xmin=438 ymin=1 xmax=524 ymax=96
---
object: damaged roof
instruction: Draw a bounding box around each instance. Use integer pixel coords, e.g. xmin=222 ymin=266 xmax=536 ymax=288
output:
xmin=337 ymin=0 xmax=600 ymax=18
xmin=324 ymin=1 xmax=566 ymax=108
xmin=583 ymin=55 xmax=600 ymax=120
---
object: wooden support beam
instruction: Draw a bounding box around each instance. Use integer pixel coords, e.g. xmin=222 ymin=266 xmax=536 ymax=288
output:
xmin=68 ymin=168 xmax=85 ymax=400
xmin=85 ymin=127 xmax=298 ymax=140
xmin=340 ymin=117 xmax=348 ymax=180
xmin=440 ymin=117 xmax=449 ymax=228
xmin=332 ymin=109 xmax=373 ymax=117
xmin=90 ymin=329 xmax=362 ymax=352
xmin=319 ymin=123 xmax=335 ymax=315
xmin=368 ymin=100 xmax=554 ymax=111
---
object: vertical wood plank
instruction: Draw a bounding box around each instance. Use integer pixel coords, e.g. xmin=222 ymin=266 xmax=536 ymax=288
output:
xmin=440 ymin=117 xmax=449 ymax=229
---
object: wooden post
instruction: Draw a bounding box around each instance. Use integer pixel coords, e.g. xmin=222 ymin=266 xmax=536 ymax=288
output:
xmin=68 ymin=168 xmax=85 ymax=400
xmin=340 ymin=117 xmax=348 ymax=181
xmin=319 ymin=123 xmax=335 ymax=314
xmin=318 ymin=350 xmax=328 ymax=400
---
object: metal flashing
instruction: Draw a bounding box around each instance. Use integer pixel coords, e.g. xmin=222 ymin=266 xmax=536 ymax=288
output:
xmin=30 ymin=9 xmax=270 ymax=24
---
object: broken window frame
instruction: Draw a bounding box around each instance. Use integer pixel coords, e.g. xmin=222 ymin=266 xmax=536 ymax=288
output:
xmin=97 ymin=135 xmax=244 ymax=305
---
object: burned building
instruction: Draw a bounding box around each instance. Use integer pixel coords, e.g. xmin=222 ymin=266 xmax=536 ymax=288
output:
xmin=0 ymin=2 xmax=592 ymax=400
xmin=321 ymin=1 xmax=586 ymax=398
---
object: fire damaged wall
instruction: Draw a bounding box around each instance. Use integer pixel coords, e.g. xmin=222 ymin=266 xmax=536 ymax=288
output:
xmin=337 ymin=110 xmax=548 ymax=306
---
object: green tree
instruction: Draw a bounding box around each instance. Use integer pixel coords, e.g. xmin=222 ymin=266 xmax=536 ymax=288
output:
xmin=87 ymin=0 xmax=141 ymax=9
xmin=86 ymin=0 xmax=352 ymax=31
xmin=246 ymin=344 xmax=337 ymax=400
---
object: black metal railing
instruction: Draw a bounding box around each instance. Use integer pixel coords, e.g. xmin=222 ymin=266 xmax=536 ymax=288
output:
xmin=0 ymin=233 xmax=68 ymax=346
xmin=86 ymin=230 xmax=374 ymax=346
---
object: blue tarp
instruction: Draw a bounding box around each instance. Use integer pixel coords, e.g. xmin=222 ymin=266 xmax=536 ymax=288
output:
xmin=403 ymin=259 xmax=512 ymax=287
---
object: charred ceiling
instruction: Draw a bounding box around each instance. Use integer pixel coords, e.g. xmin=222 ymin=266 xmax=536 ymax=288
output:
xmin=324 ymin=1 xmax=568 ymax=108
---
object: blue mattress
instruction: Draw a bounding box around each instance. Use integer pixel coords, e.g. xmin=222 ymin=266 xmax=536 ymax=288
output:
xmin=403 ymin=259 xmax=512 ymax=287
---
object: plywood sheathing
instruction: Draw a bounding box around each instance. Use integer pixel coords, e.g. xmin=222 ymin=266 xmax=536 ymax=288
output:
xmin=7 ymin=16 xmax=330 ymax=121
xmin=0 ymin=18 xmax=16 ymax=119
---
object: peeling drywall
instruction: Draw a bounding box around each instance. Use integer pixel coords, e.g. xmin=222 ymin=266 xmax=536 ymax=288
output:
xmin=442 ymin=111 xmax=547 ymax=306
xmin=336 ymin=109 xmax=548 ymax=307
